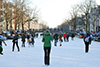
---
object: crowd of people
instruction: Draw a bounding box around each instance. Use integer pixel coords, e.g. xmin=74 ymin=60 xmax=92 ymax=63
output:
xmin=42 ymin=30 xmax=92 ymax=66
xmin=0 ymin=32 xmax=35 ymax=55
xmin=0 ymin=30 xmax=92 ymax=66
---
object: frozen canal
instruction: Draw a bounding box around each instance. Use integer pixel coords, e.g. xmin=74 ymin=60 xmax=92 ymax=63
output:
xmin=0 ymin=36 xmax=100 ymax=67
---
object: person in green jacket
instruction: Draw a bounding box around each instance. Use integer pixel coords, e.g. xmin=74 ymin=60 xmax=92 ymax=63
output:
xmin=42 ymin=30 xmax=53 ymax=66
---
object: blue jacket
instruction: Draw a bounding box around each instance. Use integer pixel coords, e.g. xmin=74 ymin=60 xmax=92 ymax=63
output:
xmin=0 ymin=36 xmax=6 ymax=46
xmin=0 ymin=39 xmax=7 ymax=46
xmin=84 ymin=35 xmax=91 ymax=43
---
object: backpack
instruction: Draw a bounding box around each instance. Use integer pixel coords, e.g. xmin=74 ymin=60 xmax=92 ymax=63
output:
xmin=85 ymin=36 xmax=90 ymax=42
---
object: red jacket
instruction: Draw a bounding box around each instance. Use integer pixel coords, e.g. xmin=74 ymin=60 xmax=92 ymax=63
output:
xmin=63 ymin=34 xmax=67 ymax=38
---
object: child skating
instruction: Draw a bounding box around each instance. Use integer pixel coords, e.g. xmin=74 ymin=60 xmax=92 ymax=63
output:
xmin=59 ymin=34 xmax=63 ymax=46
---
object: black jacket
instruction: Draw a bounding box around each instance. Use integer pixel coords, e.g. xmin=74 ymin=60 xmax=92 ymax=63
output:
xmin=53 ymin=34 xmax=59 ymax=40
xmin=12 ymin=35 xmax=18 ymax=43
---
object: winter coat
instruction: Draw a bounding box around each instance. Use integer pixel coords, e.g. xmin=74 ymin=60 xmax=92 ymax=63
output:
xmin=12 ymin=35 xmax=18 ymax=43
xmin=66 ymin=34 xmax=69 ymax=38
xmin=31 ymin=37 xmax=35 ymax=43
xmin=53 ymin=33 xmax=59 ymax=40
xmin=59 ymin=35 xmax=63 ymax=42
xmin=71 ymin=34 xmax=75 ymax=38
xmin=84 ymin=35 xmax=91 ymax=44
xmin=21 ymin=35 xmax=26 ymax=42
xmin=63 ymin=34 xmax=67 ymax=38
xmin=42 ymin=32 xmax=53 ymax=47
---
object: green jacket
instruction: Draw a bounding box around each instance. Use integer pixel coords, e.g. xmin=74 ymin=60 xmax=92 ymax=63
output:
xmin=42 ymin=32 xmax=53 ymax=47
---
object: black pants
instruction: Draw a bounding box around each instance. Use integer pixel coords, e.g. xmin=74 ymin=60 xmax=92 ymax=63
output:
xmin=0 ymin=45 xmax=3 ymax=53
xmin=44 ymin=47 xmax=51 ymax=65
xmin=12 ymin=42 xmax=20 ymax=51
xmin=66 ymin=37 xmax=69 ymax=42
xmin=85 ymin=42 xmax=89 ymax=53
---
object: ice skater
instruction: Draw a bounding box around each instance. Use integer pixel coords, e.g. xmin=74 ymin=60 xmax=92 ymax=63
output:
xmin=42 ymin=30 xmax=53 ymax=66
xmin=59 ymin=34 xmax=63 ymax=46
xmin=63 ymin=33 xmax=67 ymax=42
xmin=21 ymin=33 xmax=26 ymax=47
xmin=0 ymin=36 xmax=7 ymax=55
xmin=83 ymin=33 xmax=92 ymax=53
xmin=12 ymin=33 xmax=20 ymax=52
xmin=31 ymin=37 xmax=35 ymax=46
xmin=53 ymin=33 xmax=59 ymax=46
xmin=66 ymin=33 xmax=69 ymax=42
xmin=71 ymin=33 xmax=75 ymax=40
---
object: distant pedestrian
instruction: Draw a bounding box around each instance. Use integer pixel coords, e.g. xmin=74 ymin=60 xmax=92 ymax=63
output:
xmin=63 ymin=33 xmax=67 ymax=42
xmin=53 ymin=33 xmax=59 ymax=46
xmin=31 ymin=34 xmax=35 ymax=38
xmin=12 ymin=33 xmax=20 ymax=52
xmin=0 ymin=36 xmax=7 ymax=55
xmin=28 ymin=37 xmax=32 ymax=47
xmin=71 ymin=33 xmax=75 ymax=40
xmin=21 ymin=33 xmax=26 ymax=47
xmin=59 ymin=34 xmax=63 ymax=46
xmin=42 ymin=30 xmax=53 ymax=66
xmin=31 ymin=36 xmax=35 ymax=46
xmin=36 ymin=33 xmax=38 ymax=38
xmin=27 ymin=34 xmax=30 ymax=43
xmin=83 ymin=33 xmax=92 ymax=53
xmin=66 ymin=33 xmax=69 ymax=42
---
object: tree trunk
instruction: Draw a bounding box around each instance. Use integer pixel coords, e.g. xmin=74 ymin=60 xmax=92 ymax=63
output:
xmin=6 ymin=21 xmax=9 ymax=31
xmin=22 ymin=23 xmax=24 ymax=30
xmin=73 ymin=17 xmax=77 ymax=31
xmin=28 ymin=21 xmax=30 ymax=30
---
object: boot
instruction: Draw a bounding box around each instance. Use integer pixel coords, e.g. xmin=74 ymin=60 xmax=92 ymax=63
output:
xmin=60 ymin=44 xmax=62 ymax=46
xmin=0 ymin=53 xmax=3 ymax=55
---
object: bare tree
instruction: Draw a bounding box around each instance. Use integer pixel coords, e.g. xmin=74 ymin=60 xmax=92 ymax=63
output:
xmin=12 ymin=0 xmax=40 ymax=30
xmin=3 ymin=0 xmax=40 ymax=31
xmin=78 ymin=0 xmax=96 ymax=32
xmin=58 ymin=19 xmax=70 ymax=31
xmin=3 ymin=1 xmax=12 ymax=30
xmin=24 ymin=6 xmax=39 ymax=30
xmin=13 ymin=0 xmax=26 ymax=30
xmin=24 ymin=4 xmax=39 ymax=31
xmin=11 ymin=0 xmax=29 ymax=30
xmin=69 ymin=4 xmax=79 ymax=31
xmin=39 ymin=20 xmax=48 ymax=29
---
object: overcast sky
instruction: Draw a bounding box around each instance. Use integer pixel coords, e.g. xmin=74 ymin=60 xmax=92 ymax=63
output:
xmin=30 ymin=0 xmax=100 ymax=28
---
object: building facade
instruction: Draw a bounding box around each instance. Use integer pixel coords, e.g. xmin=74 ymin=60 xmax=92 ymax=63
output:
xmin=0 ymin=1 xmax=42 ymax=32
xmin=90 ymin=5 xmax=100 ymax=32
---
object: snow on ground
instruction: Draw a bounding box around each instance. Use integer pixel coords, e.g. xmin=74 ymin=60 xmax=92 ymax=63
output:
xmin=0 ymin=36 xmax=100 ymax=67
